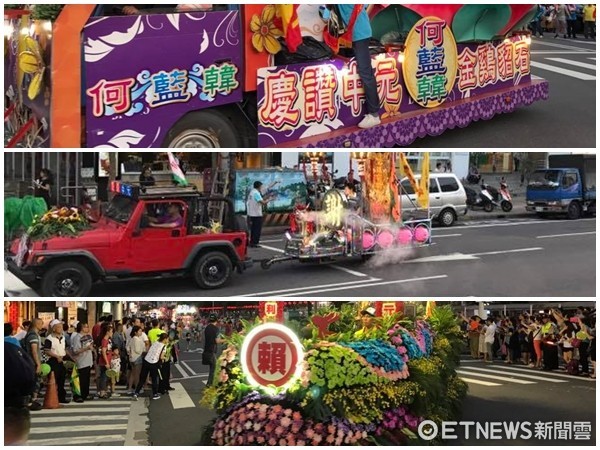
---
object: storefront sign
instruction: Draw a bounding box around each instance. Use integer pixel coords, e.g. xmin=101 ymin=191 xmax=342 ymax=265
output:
xmin=38 ymin=312 xmax=57 ymax=329
xmin=403 ymin=16 xmax=458 ymax=108
xmin=83 ymin=11 xmax=243 ymax=148
xmin=257 ymin=36 xmax=531 ymax=147
xmin=241 ymin=323 xmax=304 ymax=390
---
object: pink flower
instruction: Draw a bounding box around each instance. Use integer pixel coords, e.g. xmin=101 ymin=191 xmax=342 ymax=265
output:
xmin=306 ymin=429 xmax=315 ymax=439
xmin=284 ymin=408 xmax=292 ymax=417
xmin=291 ymin=425 xmax=301 ymax=434
xmin=326 ymin=435 xmax=335 ymax=444
xmin=275 ymin=426 xmax=284 ymax=436
xmin=244 ymin=421 xmax=253 ymax=430
xmin=265 ymin=424 xmax=274 ymax=433
xmin=335 ymin=437 xmax=343 ymax=446
xmin=279 ymin=438 xmax=287 ymax=446
xmin=258 ymin=412 xmax=267 ymax=420
xmin=268 ymin=438 xmax=277 ymax=446
xmin=286 ymin=435 xmax=296 ymax=445
xmin=297 ymin=440 xmax=306 ymax=446
xmin=312 ymin=434 xmax=323 ymax=444
xmin=292 ymin=411 xmax=302 ymax=421
xmin=259 ymin=404 xmax=268 ymax=413
xmin=239 ymin=413 xmax=247 ymax=422
xmin=247 ymin=434 xmax=255 ymax=443
xmin=268 ymin=412 xmax=278 ymax=421
xmin=253 ymin=423 xmax=262 ymax=432
xmin=257 ymin=436 xmax=265 ymax=444
xmin=281 ymin=417 xmax=292 ymax=428
xmin=273 ymin=405 xmax=283 ymax=413
xmin=327 ymin=425 xmax=336 ymax=434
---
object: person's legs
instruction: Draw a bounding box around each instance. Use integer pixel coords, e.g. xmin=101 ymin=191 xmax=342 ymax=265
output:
xmin=135 ymin=361 xmax=150 ymax=395
xmin=353 ymin=38 xmax=380 ymax=126
xmin=534 ymin=341 xmax=543 ymax=368
xmin=159 ymin=362 xmax=170 ymax=393
xmin=78 ymin=366 xmax=91 ymax=401
xmin=579 ymin=342 xmax=590 ymax=374
xmin=207 ymin=354 xmax=217 ymax=386
xmin=486 ymin=342 xmax=494 ymax=362
xmin=53 ymin=362 xmax=68 ymax=402
xmin=149 ymin=364 xmax=160 ymax=396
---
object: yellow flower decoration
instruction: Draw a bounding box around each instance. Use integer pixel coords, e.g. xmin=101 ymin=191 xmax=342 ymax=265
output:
xmin=18 ymin=36 xmax=45 ymax=100
xmin=250 ymin=5 xmax=283 ymax=54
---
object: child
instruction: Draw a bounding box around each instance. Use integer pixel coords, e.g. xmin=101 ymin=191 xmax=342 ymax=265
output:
xmin=109 ymin=348 xmax=122 ymax=397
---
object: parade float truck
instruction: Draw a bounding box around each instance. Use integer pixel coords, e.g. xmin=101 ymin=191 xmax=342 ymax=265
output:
xmin=526 ymin=154 xmax=596 ymax=220
xmin=262 ymin=152 xmax=433 ymax=269
xmin=6 ymin=183 xmax=252 ymax=297
xmin=4 ymin=4 xmax=548 ymax=148
xmin=200 ymin=302 xmax=469 ymax=446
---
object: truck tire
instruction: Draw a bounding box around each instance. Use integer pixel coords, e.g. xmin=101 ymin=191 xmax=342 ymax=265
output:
xmin=438 ymin=208 xmax=456 ymax=227
xmin=567 ymin=201 xmax=582 ymax=220
xmin=193 ymin=252 xmax=233 ymax=289
xmin=163 ymin=110 xmax=240 ymax=148
xmin=40 ymin=262 xmax=92 ymax=297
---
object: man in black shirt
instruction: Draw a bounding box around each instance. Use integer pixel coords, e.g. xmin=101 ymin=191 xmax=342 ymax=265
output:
xmin=203 ymin=314 xmax=224 ymax=386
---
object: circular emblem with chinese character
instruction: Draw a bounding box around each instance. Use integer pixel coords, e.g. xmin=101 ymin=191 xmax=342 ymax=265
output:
xmin=241 ymin=323 xmax=304 ymax=390
xmin=403 ymin=16 xmax=458 ymax=108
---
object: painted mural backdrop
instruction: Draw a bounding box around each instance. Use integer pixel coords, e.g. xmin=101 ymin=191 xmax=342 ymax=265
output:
xmin=257 ymin=19 xmax=531 ymax=147
xmin=234 ymin=170 xmax=308 ymax=215
xmin=83 ymin=11 xmax=243 ymax=148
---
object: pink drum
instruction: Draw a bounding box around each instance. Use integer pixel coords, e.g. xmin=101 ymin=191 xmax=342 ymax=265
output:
xmin=362 ymin=229 xmax=376 ymax=250
xmin=397 ymin=227 xmax=413 ymax=245
xmin=377 ymin=229 xmax=395 ymax=248
xmin=414 ymin=225 xmax=430 ymax=243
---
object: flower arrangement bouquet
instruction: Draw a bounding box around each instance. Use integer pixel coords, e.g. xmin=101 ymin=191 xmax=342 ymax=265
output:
xmin=27 ymin=207 xmax=91 ymax=241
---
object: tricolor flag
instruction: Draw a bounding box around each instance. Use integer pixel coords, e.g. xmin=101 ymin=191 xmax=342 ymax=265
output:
xmin=277 ymin=4 xmax=302 ymax=53
xmin=168 ymin=152 xmax=189 ymax=186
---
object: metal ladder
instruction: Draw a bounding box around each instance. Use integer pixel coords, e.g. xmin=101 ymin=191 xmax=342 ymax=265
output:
xmin=207 ymin=154 xmax=230 ymax=224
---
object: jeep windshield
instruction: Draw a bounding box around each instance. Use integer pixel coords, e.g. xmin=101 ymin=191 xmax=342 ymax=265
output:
xmin=105 ymin=195 xmax=138 ymax=224
xmin=528 ymin=170 xmax=560 ymax=190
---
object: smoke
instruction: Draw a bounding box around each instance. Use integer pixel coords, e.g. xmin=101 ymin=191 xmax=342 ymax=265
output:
xmin=366 ymin=245 xmax=419 ymax=268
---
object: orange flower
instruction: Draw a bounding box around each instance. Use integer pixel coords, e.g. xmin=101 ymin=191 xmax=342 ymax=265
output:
xmin=250 ymin=5 xmax=282 ymax=54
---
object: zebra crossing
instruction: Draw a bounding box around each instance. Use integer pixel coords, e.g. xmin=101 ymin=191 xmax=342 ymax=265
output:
xmin=27 ymin=386 xmax=140 ymax=446
xmin=458 ymin=361 xmax=596 ymax=388
xmin=530 ymin=38 xmax=596 ymax=81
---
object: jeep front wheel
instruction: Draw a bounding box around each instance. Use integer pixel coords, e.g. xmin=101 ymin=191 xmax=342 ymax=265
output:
xmin=40 ymin=262 xmax=92 ymax=297
xmin=193 ymin=252 xmax=233 ymax=289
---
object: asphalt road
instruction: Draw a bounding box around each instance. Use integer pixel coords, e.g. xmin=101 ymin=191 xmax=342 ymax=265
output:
xmin=82 ymin=217 xmax=596 ymax=298
xmin=411 ymin=37 xmax=596 ymax=148
xmin=147 ymin=345 xmax=596 ymax=446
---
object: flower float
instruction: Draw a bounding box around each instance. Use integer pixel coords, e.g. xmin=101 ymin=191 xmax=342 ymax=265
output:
xmin=27 ymin=207 xmax=91 ymax=241
xmin=201 ymin=305 xmax=468 ymax=445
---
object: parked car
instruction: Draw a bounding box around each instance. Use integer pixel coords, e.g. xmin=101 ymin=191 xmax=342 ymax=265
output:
xmin=399 ymin=173 xmax=468 ymax=227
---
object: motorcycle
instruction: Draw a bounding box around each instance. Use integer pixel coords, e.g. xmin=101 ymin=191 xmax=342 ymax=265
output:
xmin=465 ymin=180 xmax=513 ymax=213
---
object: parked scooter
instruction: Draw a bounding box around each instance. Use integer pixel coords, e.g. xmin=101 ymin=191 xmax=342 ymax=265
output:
xmin=465 ymin=180 xmax=512 ymax=213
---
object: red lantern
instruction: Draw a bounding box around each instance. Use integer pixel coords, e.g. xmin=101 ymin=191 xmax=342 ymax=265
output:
xmin=259 ymin=301 xmax=284 ymax=323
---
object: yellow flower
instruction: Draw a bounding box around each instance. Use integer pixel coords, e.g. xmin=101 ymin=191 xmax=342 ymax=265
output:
xmin=18 ymin=36 xmax=45 ymax=100
xmin=250 ymin=5 xmax=282 ymax=54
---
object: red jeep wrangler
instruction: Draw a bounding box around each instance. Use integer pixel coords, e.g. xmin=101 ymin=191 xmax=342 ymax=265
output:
xmin=6 ymin=183 xmax=252 ymax=296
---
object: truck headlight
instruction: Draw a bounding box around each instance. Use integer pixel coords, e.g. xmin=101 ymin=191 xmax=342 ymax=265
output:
xmin=547 ymin=201 xmax=559 ymax=206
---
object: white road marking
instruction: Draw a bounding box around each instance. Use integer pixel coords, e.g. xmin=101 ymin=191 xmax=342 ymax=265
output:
xmin=459 ymin=377 xmax=502 ymax=387
xmin=181 ymin=361 xmax=197 ymax=376
xmin=257 ymin=244 xmax=285 ymax=253
xmin=456 ymin=370 xmax=535 ymax=385
xmin=277 ymin=274 xmax=448 ymax=297
xmin=31 ymin=405 xmax=133 ymax=415
xmin=454 ymin=218 xmax=595 ymax=230
xmin=532 ymin=50 xmax=597 ymax=54
xmin=172 ymin=373 xmax=209 ymax=382
xmin=244 ymin=278 xmax=381 ymax=296
xmin=30 ymin=414 xmax=129 ymax=423
xmin=537 ymin=231 xmax=596 ymax=239
xmin=470 ymin=247 xmax=544 ymax=257
xmin=260 ymin=238 xmax=285 ymax=243
xmin=532 ymin=40 xmax=592 ymax=51
xmin=173 ymin=362 xmax=190 ymax=379
xmin=530 ymin=61 xmax=596 ymax=80
xmin=463 ymin=367 xmax=568 ymax=383
xmin=125 ymin=391 xmax=149 ymax=445
xmin=433 ymin=233 xmax=462 ymax=238
xmin=169 ymin=382 xmax=196 ymax=410
xmin=590 ymin=57 xmax=597 ymax=60
xmin=29 ymin=424 xmax=128 ymax=434
xmin=497 ymin=365 xmax=597 ymax=382
xmin=546 ymin=57 xmax=597 ymax=70
xmin=405 ymin=253 xmax=479 ymax=263
xmin=27 ymin=435 xmax=126 ymax=446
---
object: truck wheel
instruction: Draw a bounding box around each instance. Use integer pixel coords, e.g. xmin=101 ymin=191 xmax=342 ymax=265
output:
xmin=438 ymin=208 xmax=456 ymax=227
xmin=163 ymin=110 xmax=240 ymax=148
xmin=193 ymin=252 xmax=233 ymax=289
xmin=567 ymin=201 xmax=582 ymax=220
xmin=40 ymin=262 xmax=92 ymax=297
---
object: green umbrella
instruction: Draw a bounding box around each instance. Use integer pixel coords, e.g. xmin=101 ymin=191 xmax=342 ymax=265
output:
xmin=371 ymin=5 xmax=422 ymax=41
xmin=452 ymin=5 xmax=511 ymax=43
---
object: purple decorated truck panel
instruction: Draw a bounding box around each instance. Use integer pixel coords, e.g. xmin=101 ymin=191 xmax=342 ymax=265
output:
xmin=257 ymin=35 xmax=533 ymax=147
xmin=83 ymin=11 xmax=243 ymax=148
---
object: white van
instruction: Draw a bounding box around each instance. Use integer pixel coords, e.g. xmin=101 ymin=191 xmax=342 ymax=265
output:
xmin=399 ymin=173 xmax=468 ymax=227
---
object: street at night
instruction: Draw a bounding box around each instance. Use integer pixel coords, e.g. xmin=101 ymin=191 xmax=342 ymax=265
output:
xmin=6 ymin=301 xmax=595 ymax=446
